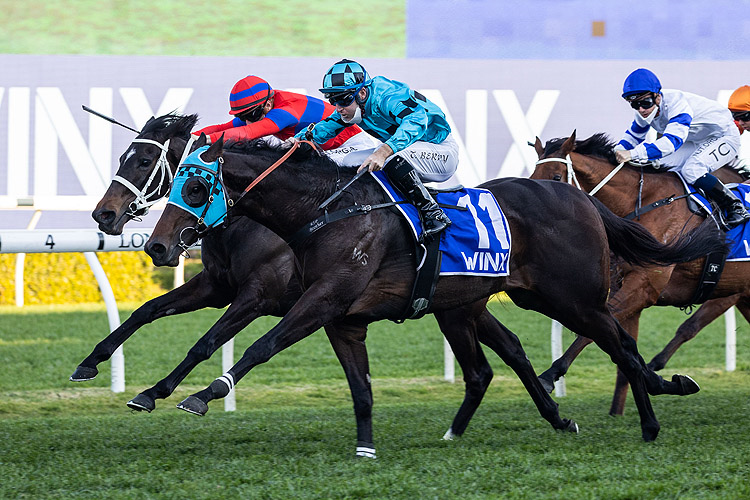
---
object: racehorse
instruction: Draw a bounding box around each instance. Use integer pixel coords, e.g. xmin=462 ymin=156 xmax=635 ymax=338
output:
xmin=144 ymin=134 xmax=725 ymax=443
xmin=73 ymin=113 xmax=578 ymax=458
xmin=72 ymin=114 xmax=302 ymax=415
xmin=530 ymin=131 xmax=750 ymax=415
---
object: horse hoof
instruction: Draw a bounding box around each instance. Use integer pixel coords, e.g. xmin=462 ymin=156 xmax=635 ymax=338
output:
xmin=355 ymin=444 xmax=376 ymax=459
xmin=443 ymin=428 xmax=458 ymax=441
xmin=538 ymin=375 xmax=555 ymax=394
xmin=177 ymin=396 xmax=208 ymax=416
xmin=70 ymin=365 xmax=99 ymax=382
xmin=127 ymin=393 xmax=155 ymax=412
xmin=642 ymin=425 xmax=660 ymax=442
xmin=559 ymin=419 xmax=579 ymax=434
xmin=672 ymin=374 xmax=700 ymax=395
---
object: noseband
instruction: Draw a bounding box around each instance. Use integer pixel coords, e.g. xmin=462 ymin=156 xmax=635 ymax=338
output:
xmin=113 ymin=136 xmax=196 ymax=218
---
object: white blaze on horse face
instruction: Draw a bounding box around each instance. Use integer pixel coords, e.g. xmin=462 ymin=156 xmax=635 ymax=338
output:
xmin=124 ymin=147 xmax=136 ymax=163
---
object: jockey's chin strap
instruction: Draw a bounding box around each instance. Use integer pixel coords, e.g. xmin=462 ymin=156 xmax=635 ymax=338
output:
xmin=534 ymin=155 xmax=626 ymax=196
xmin=114 ymin=135 xmax=196 ymax=218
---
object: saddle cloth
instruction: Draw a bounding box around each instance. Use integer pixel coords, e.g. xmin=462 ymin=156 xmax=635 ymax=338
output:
xmin=677 ymin=175 xmax=750 ymax=262
xmin=371 ymin=171 xmax=512 ymax=276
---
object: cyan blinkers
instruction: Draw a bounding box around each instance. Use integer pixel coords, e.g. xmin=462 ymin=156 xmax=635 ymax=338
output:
xmin=168 ymin=145 xmax=229 ymax=230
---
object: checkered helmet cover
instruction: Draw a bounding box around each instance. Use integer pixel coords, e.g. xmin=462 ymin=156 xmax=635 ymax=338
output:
xmin=319 ymin=59 xmax=370 ymax=95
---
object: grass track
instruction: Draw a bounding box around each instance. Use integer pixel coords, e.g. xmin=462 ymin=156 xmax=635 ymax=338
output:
xmin=1 ymin=301 xmax=749 ymax=498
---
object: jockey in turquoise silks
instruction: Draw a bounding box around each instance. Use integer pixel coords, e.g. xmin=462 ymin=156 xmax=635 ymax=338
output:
xmin=294 ymin=59 xmax=458 ymax=239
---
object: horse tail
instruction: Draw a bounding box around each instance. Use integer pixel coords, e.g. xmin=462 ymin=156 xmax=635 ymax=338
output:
xmin=588 ymin=195 xmax=728 ymax=266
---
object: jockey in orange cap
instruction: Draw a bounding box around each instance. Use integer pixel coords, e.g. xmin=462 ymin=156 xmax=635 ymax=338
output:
xmin=192 ymin=75 xmax=379 ymax=167
xmin=728 ymin=85 xmax=750 ymax=177
xmin=728 ymin=85 xmax=750 ymax=134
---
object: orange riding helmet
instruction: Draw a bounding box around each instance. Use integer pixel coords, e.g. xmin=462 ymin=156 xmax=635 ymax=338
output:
xmin=728 ymin=85 xmax=750 ymax=112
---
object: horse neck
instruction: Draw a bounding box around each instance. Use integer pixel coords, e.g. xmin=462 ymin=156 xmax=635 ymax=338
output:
xmin=224 ymin=152 xmax=341 ymax=239
xmin=573 ymin=153 xmax=687 ymax=222
xmin=165 ymin=136 xmax=189 ymax=176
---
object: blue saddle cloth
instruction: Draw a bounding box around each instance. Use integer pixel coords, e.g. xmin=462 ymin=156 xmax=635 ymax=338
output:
xmin=371 ymin=171 xmax=511 ymax=276
xmin=679 ymin=177 xmax=750 ymax=261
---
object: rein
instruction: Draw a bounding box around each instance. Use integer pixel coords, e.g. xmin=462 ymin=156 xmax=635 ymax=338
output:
xmin=534 ymin=155 xmax=626 ymax=195
xmin=231 ymin=139 xmax=318 ymax=207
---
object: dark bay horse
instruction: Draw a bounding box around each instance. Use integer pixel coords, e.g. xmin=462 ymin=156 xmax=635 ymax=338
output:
xmin=145 ymin=135 xmax=725 ymax=443
xmin=531 ymin=131 xmax=750 ymax=415
xmin=74 ymin=114 xmax=578 ymax=458
xmin=72 ymin=114 xmax=302 ymax=415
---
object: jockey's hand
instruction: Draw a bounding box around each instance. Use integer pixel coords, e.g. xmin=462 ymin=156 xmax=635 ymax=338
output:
xmin=615 ymin=149 xmax=632 ymax=164
xmin=282 ymin=136 xmax=298 ymax=148
xmin=358 ymin=144 xmax=394 ymax=173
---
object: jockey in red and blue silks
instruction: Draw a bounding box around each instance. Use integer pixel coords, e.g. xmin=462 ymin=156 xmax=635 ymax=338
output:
xmin=614 ymin=68 xmax=749 ymax=229
xmin=293 ymin=59 xmax=457 ymax=239
xmin=192 ymin=75 xmax=379 ymax=167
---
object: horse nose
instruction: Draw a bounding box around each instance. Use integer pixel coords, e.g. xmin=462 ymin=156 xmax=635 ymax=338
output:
xmin=92 ymin=207 xmax=115 ymax=225
xmin=145 ymin=240 xmax=166 ymax=261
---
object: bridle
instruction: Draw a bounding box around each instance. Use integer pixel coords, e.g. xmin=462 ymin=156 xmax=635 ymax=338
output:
xmin=113 ymin=136 xmax=195 ymax=218
xmin=535 ymin=154 xmax=626 ymax=196
xmin=170 ymin=139 xmax=317 ymax=254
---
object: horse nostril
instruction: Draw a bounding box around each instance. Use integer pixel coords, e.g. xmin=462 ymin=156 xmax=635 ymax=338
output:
xmin=553 ymin=174 xmax=562 ymax=181
xmin=92 ymin=209 xmax=115 ymax=224
xmin=146 ymin=242 xmax=166 ymax=257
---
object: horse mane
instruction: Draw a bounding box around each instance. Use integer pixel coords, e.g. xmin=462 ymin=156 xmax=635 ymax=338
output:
xmin=140 ymin=112 xmax=199 ymax=140
xmin=544 ymin=133 xmax=618 ymax=165
xmin=224 ymin=139 xmax=340 ymax=175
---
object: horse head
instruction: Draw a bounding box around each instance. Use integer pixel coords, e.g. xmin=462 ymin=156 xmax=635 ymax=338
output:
xmin=529 ymin=130 xmax=577 ymax=182
xmin=145 ymin=135 xmax=227 ymax=267
xmin=92 ymin=113 xmax=199 ymax=235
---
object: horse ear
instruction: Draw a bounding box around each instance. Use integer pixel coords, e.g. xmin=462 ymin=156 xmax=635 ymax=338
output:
xmin=194 ymin=133 xmax=207 ymax=148
xmin=202 ymin=134 xmax=224 ymax=162
xmin=561 ymin=130 xmax=576 ymax=155
xmin=533 ymin=137 xmax=544 ymax=158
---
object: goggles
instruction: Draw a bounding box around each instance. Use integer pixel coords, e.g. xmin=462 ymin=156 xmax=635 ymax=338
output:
xmin=628 ymin=95 xmax=656 ymax=110
xmin=237 ymin=103 xmax=266 ymax=123
xmin=324 ymin=91 xmax=357 ymax=107
xmin=732 ymin=110 xmax=750 ymax=122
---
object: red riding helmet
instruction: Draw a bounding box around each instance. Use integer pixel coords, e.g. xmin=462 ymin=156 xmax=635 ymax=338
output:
xmin=229 ymin=76 xmax=274 ymax=115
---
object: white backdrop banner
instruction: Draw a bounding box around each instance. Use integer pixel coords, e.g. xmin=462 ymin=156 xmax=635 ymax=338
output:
xmin=1 ymin=54 xmax=748 ymax=228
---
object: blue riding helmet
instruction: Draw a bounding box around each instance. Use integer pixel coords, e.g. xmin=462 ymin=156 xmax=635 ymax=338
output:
xmin=167 ymin=146 xmax=228 ymax=230
xmin=319 ymin=59 xmax=370 ymax=97
xmin=622 ymin=68 xmax=662 ymax=98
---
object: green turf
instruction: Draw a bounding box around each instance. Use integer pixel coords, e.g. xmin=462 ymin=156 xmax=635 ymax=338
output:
xmin=1 ymin=301 xmax=749 ymax=499
xmin=0 ymin=0 xmax=406 ymax=57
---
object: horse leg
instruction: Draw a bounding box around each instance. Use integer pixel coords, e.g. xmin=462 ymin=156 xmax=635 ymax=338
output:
xmin=648 ymin=294 xmax=741 ymax=372
xmin=537 ymin=335 xmax=593 ymax=394
xmin=126 ymin=293 xmax=270 ymax=412
xmin=177 ymin=283 xmax=351 ymax=416
xmin=323 ymin=322 xmax=376 ymax=459
xmin=70 ymin=271 xmax=230 ymax=381
xmin=476 ymin=308 xmax=578 ymax=433
xmin=433 ymin=305 xmax=495 ymax=440
xmin=609 ymin=313 xmax=641 ymax=416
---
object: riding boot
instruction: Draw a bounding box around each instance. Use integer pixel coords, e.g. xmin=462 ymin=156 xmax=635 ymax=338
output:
xmin=695 ymin=173 xmax=750 ymax=229
xmin=383 ymin=156 xmax=451 ymax=239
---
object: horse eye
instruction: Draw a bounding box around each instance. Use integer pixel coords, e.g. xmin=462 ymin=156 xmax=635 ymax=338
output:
xmin=139 ymin=158 xmax=153 ymax=168
xmin=553 ymin=174 xmax=562 ymax=181
xmin=182 ymin=178 xmax=209 ymax=208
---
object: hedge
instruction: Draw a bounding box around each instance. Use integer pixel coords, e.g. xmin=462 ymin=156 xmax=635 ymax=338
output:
xmin=0 ymin=252 xmax=168 ymax=305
